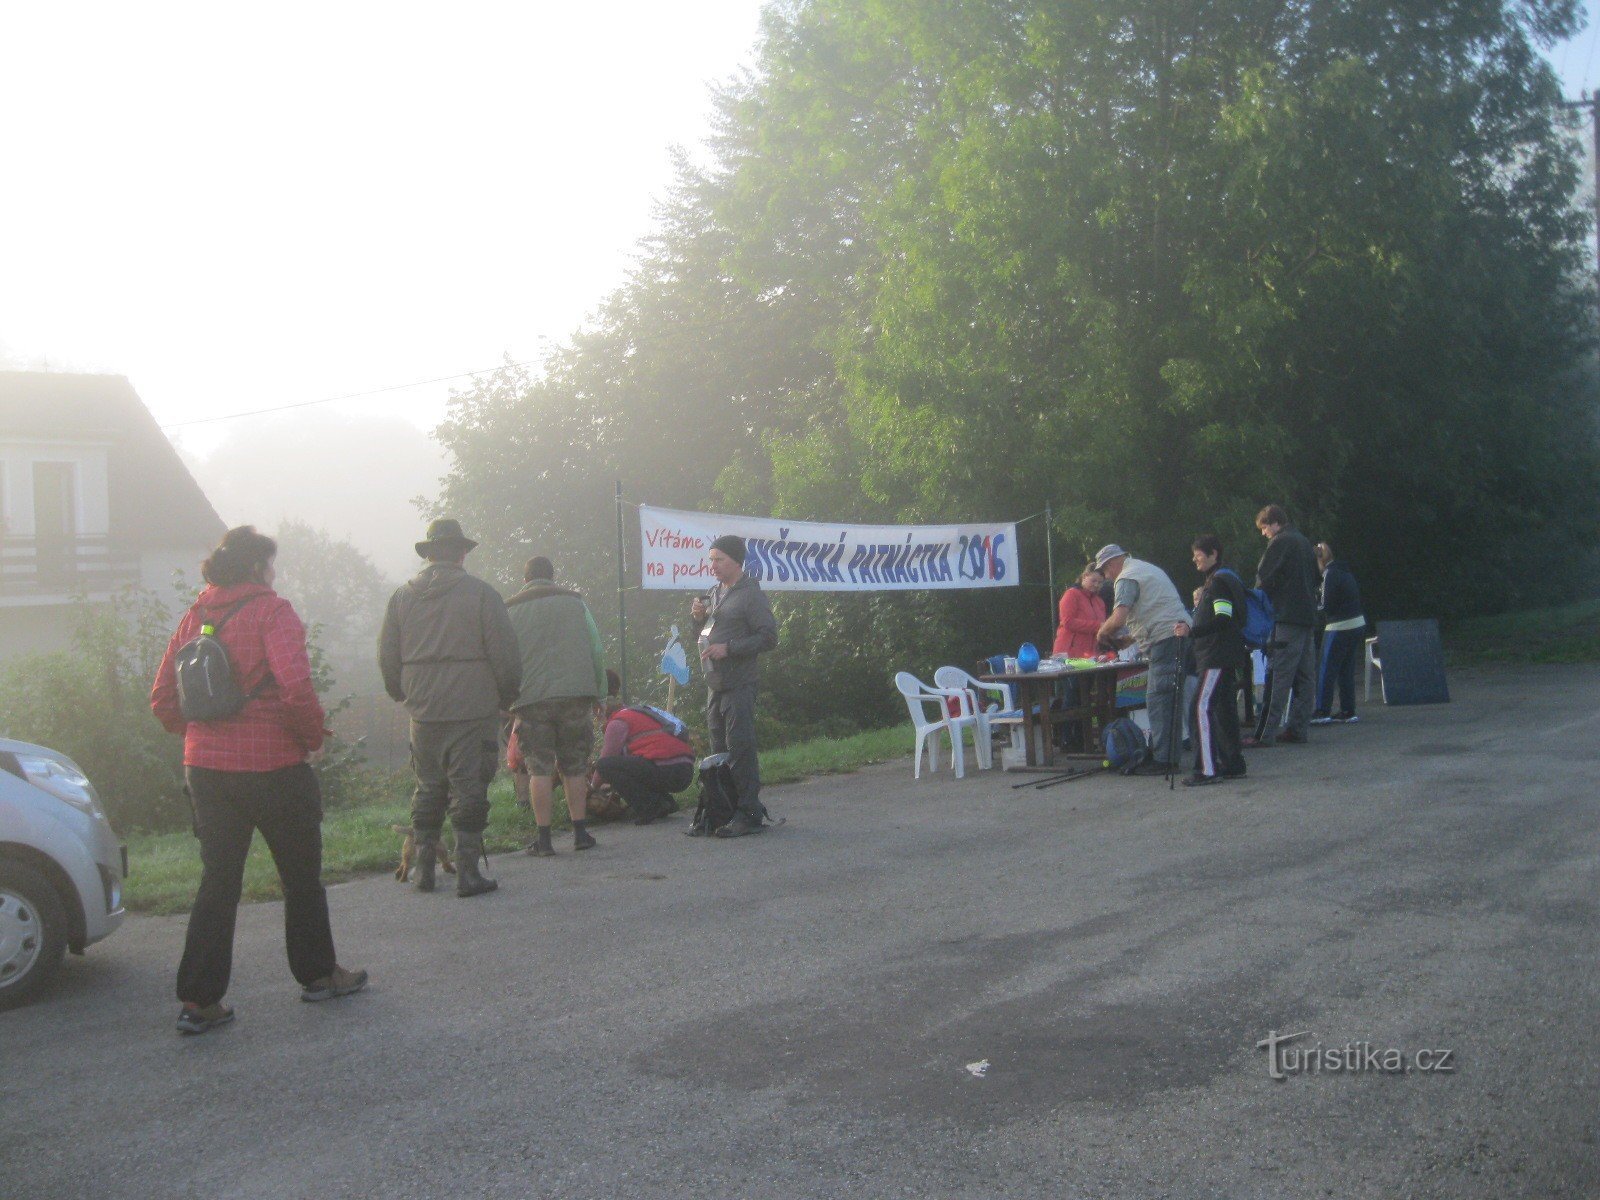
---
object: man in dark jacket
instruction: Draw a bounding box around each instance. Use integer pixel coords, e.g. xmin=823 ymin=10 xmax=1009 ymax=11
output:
xmin=1244 ymin=504 xmax=1321 ymax=747
xmin=1181 ymin=535 xmax=1248 ymax=785
xmin=687 ymin=534 xmax=779 ymax=838
xmin=379 ymin=519 xmax=521 ymax=896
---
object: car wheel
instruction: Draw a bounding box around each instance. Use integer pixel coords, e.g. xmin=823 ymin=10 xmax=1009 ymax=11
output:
xmin=0 ymin=861 xmax=68 ymax=1011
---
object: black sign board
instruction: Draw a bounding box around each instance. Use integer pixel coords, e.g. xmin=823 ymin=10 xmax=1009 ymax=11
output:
xmin=1375 ymin=619 xmax=1450 ymax=706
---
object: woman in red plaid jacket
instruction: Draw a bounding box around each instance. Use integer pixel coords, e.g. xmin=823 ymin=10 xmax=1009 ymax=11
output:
xmin=151 ymin=525 xmax=366 ymax=1035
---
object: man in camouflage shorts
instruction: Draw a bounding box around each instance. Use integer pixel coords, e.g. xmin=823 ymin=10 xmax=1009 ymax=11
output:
xmin=505 ymin=557 xmax=606 ymax=855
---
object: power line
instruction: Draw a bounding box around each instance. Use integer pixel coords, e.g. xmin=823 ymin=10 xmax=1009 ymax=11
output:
xmin=158 ymin=359 xmax=542 ymax=430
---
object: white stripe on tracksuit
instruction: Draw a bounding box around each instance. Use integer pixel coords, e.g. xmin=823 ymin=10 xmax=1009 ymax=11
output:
xmin=1195 ymin=667 xmax=1223 ymax=777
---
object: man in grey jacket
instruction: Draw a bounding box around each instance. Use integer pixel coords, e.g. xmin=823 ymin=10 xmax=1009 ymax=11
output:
xmin=688 ymin=534 xmax=779 ymax=838
xmin=379 ymin=519 xmax=521 ymax=897
xmin=1093 ymin=544 xmax=1191 ymax=774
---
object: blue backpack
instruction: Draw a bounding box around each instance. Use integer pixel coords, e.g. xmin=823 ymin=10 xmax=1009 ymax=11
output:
xmin=1100 ymin=717 xmax=1149 ymax=775
xmin=635 ymin=703 xmax=689 ymax=740
xmin=1216 ymin=569 xmax=1275 ymax=650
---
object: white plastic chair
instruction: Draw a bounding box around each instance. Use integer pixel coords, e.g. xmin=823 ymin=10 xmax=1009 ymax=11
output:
xmin=1364 ymin=637 xmax=1381 ymax=701
xmin=894 ymin=672 xmax=983 ymax=779
xmin=933 ymin=666 xmax=1019 ymax=768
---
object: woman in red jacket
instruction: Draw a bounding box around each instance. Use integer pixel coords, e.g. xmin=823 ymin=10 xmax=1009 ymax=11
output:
xmin=1052 ymin=565 xmax=1108 ymax=659
xmin=591 ymin=699 xmax=696 ymax=825
xmin=151 ymin=526 xmax=366 ymax=1035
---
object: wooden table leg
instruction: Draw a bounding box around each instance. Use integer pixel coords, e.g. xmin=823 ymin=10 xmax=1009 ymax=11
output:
xmin=1037 ymin=679 xmax=1057 ymax=767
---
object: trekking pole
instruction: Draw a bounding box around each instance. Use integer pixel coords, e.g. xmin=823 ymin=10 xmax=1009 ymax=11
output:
xmin=1012 ymin=771 xmax=1076 ymax=789
xmin=1033 ymin=767 xmax=1100 ymax=789
xmin=1168 ymin=639 xmax=1185 ymax=791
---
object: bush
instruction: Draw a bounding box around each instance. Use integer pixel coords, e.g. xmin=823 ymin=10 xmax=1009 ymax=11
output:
xmin=0 ymin=586 xmax=384 ymax=833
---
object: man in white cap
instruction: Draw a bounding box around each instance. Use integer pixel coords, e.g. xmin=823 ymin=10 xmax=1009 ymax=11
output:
xmin=1093 ymin=544 xmax=1190 ymax=774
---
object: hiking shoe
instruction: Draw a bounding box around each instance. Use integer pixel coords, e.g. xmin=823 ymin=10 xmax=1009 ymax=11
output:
xmin=524 ymin=838 xmax=556 ymax=857
xmin=1240 ymin=736 xmax=1272 ymax=749
xmin=1332 ymin=713 xmax=1360 ymax=724
xmin=301 ymin=965 xmax=369 ymax=1003
xmin=684 ymin=821 xmax=708 ymax=838
xmin=1221 ymin=766 xmax=1248 ymax=778
xmin=573 ymin=829 xmax=597 ymax=851
xmin=1275 ymin=730 xmax=1308 ymax=745
xmin=176 ymin=1002 xmax=235 ymax=1035
xmin=1310 ymin=715 xmax=1335 ymax=726
xmin=1182 ymin=774 xmax=1224 ymax=787
xmin=715 ymin=811 xmax=763 ymax=838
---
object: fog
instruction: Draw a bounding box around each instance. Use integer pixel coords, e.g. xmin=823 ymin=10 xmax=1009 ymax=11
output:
xmin=180 ymin=412 xmax=447 ymax=582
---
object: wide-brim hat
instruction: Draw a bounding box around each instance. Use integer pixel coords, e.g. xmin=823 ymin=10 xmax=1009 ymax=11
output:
xmin=416 ymin=518 xmax=479 ymax=557
xmin=1093 ymin=543 xmax=1129 ymax=571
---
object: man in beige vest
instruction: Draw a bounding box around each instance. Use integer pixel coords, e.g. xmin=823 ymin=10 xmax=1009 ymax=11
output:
xmin=1094 ymin=544 xmax=1190 ymax=774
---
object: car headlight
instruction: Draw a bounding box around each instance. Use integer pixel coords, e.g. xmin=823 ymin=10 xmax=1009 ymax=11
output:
xmin=16 ymin=754 xmax=103 ymax=817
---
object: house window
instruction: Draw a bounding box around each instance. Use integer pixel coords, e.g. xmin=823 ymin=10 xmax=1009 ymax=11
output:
xmin=33 ymin=461 xmax=78 ymax=583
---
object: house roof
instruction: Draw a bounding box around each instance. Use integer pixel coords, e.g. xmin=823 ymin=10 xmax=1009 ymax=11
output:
xmin=0 ymin=371 xmax=226 ymax=548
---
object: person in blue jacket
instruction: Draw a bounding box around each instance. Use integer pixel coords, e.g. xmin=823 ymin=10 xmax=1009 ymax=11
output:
xmin=1312 ymin=542 xmax=1365 ymax=724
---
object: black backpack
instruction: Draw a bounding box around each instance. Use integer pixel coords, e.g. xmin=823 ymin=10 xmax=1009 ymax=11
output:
xmin=689 ymin=753 xmax=778 ymax=835
xmin=174 ymin=597 xmax=268 ymax=722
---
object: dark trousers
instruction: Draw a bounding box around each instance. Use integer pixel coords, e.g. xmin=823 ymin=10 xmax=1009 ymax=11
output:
xmin=410 ymin=716 xmax=499 ymax=835
xmin=594 ymin=756 xmax=694 ymax=816
xmin=1260 ymin=622 xmax=1316 ymax=737
xmin=1191 ymin=667 xmax=1244 ymax=778
xmin=707 ymin=684 xmax=762 ymax=817
xmin=177 ymin=764 xmax=336 ymax=1006
xmin=1316 ymin=629 xmax=1362 ymax=717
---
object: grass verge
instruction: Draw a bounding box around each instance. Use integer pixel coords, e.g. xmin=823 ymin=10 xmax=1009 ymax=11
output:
xmin=1443 ymin=598 xmax=1600 ymax=666
xmin=122 ymin=723 xmax=913 ymax=915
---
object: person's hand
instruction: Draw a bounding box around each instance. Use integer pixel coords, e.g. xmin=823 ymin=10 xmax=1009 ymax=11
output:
xmin=705 ymin=643 xmax=729 ymax=661
xmin=691 ymin=597 xmax=708 ymax=622
xmin=1174 ymin=621 xmax=1191 ymax=638
xmin=1193 ymin=586 xmax=1204 ymax=605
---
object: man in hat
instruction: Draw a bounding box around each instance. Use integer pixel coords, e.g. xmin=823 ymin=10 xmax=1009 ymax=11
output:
xmin=505 ymin=555 xmax=606 ymax=856
xmin=1093 ymin=543 xmax=1191 ymax=775
xmin=379 ymin=519 xmax=522 ymax=897
xmin=688 ymin=534 xmax=778 ymax=837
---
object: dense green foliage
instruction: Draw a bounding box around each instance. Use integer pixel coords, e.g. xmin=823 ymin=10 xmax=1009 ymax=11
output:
xmin=435 ymin=0 xmax=1600 ymax=731
xmin=0 ymin=583 xmax=377 ymax=833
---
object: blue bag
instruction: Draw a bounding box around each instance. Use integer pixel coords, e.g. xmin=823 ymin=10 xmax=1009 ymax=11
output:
xmin=1217 ymin=568 xmax=1276 ymax=651
xmin=1100 ymin=717 xmax=1149 ymax=775
xmin=635 ymin=703 xmax=689 ymax=740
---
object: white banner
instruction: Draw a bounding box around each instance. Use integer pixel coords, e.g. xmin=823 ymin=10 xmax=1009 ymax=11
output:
xmin=639 ymin=505 xmax=1019 ymax=592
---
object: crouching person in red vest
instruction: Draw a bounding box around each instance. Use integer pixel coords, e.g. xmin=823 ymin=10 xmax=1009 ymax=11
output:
xmin=591 ymin=700 xmax=695 ymax=825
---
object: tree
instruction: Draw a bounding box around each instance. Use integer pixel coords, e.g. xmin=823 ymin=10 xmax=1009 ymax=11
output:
xmin=433 ymin=0 xmax=1600 ymax=737
xmin=271 ymin=520 xmax=393 ymax=667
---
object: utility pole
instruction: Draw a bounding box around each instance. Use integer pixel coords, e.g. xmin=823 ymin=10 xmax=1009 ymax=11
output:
xmin=1562 ymin=92 xmax=1600 ymax=323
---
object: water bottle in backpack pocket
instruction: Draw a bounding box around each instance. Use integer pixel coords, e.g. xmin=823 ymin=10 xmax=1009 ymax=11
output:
xmin=174 ymin=596 xmax=269 ymax=722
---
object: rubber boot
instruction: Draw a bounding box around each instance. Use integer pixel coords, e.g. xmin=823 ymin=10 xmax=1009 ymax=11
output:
xmin=454 ymin=831 xmax=498 ymax=898
xmin=412 ymin=829 xmax=438 ymax=893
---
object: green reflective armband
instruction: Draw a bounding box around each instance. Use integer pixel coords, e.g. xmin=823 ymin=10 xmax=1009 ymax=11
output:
xmin=1212 ymin=601 xmax=1234 ymax=618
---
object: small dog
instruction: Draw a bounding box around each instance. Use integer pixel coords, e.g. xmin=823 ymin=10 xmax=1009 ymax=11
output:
xmin=392 ymin=825 xmax=456 ymax=882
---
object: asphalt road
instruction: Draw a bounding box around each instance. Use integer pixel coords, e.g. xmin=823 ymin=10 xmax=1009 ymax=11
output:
xmin=5 ymin=664 xmax=1598 ymax=1199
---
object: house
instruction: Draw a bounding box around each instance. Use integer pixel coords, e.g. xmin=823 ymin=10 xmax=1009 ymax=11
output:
xmin=0 ymin=372 xmax=225 ymax=661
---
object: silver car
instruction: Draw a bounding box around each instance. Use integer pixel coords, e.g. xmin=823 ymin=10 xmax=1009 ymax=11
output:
xmin=0 ymin=737 xmax=127 ymax=1009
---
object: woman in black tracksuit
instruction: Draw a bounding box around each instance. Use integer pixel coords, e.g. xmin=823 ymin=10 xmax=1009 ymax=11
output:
xmin=1313 ymin=542 xmax=1366 ymax=723
xmin=1183 ymin=535 xmax=1249 ymax=786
